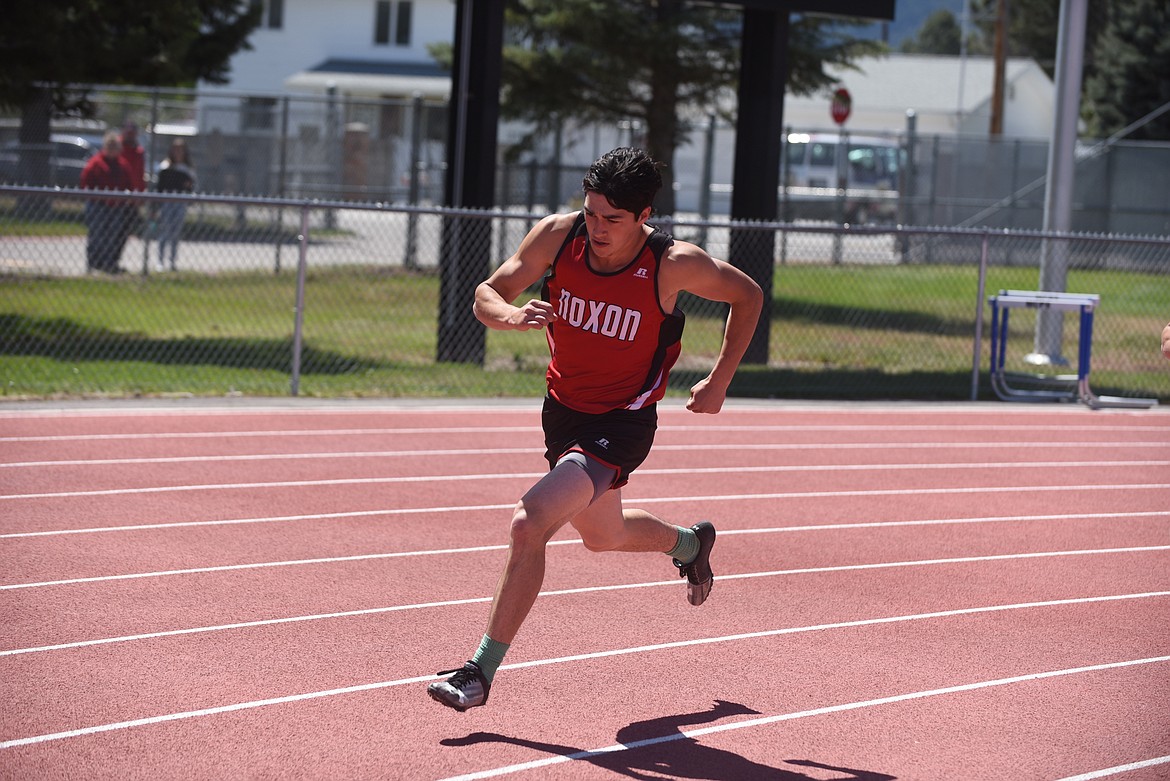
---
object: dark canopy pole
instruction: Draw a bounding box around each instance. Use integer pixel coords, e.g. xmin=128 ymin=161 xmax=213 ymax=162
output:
xmin=729 ymin=8 xmax=790 ymax=364
xmin=724 ymin=0 xmax=894 ymax=365
xmin=725 ymin=0 xmax=889 ymax=367
xmin=437 ymin=0 xmax=505 ymax=364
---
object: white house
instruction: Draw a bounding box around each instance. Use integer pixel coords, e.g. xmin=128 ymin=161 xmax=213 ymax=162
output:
xmin=198 ymin=0 xmax=454 ymax=134
xmin=209 ymin=0 xmax=452 ymax=97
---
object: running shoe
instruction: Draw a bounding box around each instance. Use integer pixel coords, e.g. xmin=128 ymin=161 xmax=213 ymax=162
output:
xmin=427 ymin=661 xmax=490 ymax=711
xmin=674 ymin=521 xmax=716 ymax=606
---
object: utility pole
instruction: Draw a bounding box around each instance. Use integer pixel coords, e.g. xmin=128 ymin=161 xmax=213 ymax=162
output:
xmin=989 ymin=0 xmax=1007 ymax=136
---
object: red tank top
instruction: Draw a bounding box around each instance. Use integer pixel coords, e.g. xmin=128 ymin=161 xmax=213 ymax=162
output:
xmin=540 ymin=213 xmax=685 ymax=414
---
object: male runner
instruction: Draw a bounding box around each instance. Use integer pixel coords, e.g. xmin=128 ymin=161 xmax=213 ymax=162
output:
xmin=428 ymin=147 xmax=763 ymax=711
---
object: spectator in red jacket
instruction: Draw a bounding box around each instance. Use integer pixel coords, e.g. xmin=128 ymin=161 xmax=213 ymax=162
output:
xmin=80 ymin=130 xmax=134 ymax=273
xmin=119 ymin=123 xmax=146 ymax=192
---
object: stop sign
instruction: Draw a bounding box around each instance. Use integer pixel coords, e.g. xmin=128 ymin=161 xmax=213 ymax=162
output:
xmin=831 ymin=87 xmax=852 ymax=125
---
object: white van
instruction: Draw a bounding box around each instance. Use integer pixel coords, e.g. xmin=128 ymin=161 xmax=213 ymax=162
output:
xmin=780 ymin=132 xmax=902 ymax=223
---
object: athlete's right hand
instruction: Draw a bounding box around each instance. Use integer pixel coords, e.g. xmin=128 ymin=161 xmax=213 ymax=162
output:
xmin=509 ymin=299 xmax=557 ymax=331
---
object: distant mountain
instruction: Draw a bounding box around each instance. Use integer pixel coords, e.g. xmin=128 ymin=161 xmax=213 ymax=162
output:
xmin=847 ymin=0 xmax=965 ymax=48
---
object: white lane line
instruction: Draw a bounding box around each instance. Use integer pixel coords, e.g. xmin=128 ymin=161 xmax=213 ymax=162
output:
xmin=0 ymin=401 xmax=1154 ymax=419
xmin=1053 ymin=756 xmax=1170 ymax=781
xmin=437 ymin=656 xmax=1170 ymax=781
xmin=2 ymin=601 xmax=1167 ymax=751
xmin=0 ymin=447 xmax=537 ymax=468
xmin=3 ymin=579 xmax=1167 ymax=658
xmin=0 ymin=404 xmax=544 ymax=420
xmin=0 ymin=426 xmax=540 ymax=443
xmin=733 ymin=511 xmax=1170 ymax=536
xmin=0 ymin=593 xmax=492 ymax=656
xmin=6 ymin=440 xmax=1168 ymax=468
xmin=3 ymin=542 xmax=1167 ymax=592
xmin=0 ymin=505 xmax=518 ymax=538
xmin=3 ymin=422 xmax=1167 ymax=443
xmin=5 ymin=463 xmax=1170 ymax=501
xmin=3 ymin=506 xmax=1166 ymax=541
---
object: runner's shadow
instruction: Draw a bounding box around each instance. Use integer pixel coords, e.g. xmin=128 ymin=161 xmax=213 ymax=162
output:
xmin=440 ymin=699 xmax=896 ymax=780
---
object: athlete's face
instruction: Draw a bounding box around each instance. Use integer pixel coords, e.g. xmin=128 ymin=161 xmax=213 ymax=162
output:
xmin=582 ymin=191 xmax=650 ymax=262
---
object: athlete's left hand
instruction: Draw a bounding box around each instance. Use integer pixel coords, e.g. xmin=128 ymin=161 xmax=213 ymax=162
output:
xmin=687 ymin=376 xmax=727 ymax=414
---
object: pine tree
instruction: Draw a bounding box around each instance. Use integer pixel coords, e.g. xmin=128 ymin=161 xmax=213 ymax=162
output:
xmin=1082 ymin=0 xmax=1170 ymax=140
xmin=899 ymin=9 xmax=963 ymax=55
xmin=969 ymin=0 xmax=1064 ymax=73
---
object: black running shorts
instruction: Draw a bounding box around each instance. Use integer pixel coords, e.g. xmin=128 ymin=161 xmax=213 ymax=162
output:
xmin=541 ymin=395 xmax=658 ymax=489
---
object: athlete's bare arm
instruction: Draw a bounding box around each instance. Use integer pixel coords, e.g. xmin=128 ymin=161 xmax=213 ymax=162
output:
xmin=660 ymin=242 xmax=763 ymax=414
xmin=473 ymin=213 xmax=576 ymax=332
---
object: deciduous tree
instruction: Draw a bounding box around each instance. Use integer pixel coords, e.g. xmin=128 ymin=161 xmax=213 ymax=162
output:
xmin=0 ymin=0 xmax=260 ymax=183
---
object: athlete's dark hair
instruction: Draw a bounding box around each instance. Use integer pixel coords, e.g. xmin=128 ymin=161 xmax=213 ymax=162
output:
xmin=582 ymin=147 xmax=664 ymax=216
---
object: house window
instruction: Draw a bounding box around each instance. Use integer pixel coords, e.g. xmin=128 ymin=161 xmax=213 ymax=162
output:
xmin=374 ymin=1 xmax=391 ymax=44
xmin=252 ymin=0 xmax=284 ymax=29
xmin=395 ymin=1 xmax=412 ymax=45
xmin=243 ymin=97 xmax=277 ymax=130
xmin=374 ymin=1 xmax=411 ymax=46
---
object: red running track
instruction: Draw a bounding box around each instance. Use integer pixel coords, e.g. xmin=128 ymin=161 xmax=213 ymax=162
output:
xmin=1 ymin=399 xmax=1168 ymax=781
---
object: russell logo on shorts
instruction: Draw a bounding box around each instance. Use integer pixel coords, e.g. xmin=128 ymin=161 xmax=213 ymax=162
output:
xmin=596 ymin=438 xmax=610 ymax=449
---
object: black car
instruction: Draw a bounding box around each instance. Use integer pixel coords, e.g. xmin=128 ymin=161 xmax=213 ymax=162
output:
xmin=0 ymin=134 xmax=95 ymax=188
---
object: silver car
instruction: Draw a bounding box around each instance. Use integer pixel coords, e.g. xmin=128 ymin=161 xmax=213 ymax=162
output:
xmin=0 ymin=134 xmax=96 ymax=188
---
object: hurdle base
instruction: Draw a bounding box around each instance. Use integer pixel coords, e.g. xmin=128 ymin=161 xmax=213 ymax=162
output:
xmin=1078 ymin=380 xmax=1158 ymax=410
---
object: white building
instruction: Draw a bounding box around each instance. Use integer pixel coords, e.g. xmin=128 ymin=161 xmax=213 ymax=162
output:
xmin=198 ymin=0 xmax=454 ymax=134
xmin=785 ymin=53 xmax=1057 ymax=139
xmin=657 ymin=53 xmax=1055 ymax=213
xmin=212 ymin=0 xmax=452 ymax=97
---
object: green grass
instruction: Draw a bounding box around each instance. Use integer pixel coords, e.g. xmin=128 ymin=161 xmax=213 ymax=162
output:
xmin=740 ymin=264 xmax=1168 ymax=400
xmin=1 ymin=196 xmax=87 ymax=236
xmin=1 ymin=263 xmax=1166 ymax=402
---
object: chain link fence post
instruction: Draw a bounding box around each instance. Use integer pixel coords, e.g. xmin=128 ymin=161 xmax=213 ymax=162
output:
xmin=971 ymin=229 xmax=991 ymax=400
xmin=290 ymin=202 xmax=310 ymax=396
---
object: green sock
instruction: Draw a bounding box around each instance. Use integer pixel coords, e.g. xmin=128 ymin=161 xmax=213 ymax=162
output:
xmin=667 ymin=526 xmax=700 ymax=564
xmin=470 ymin=634 xmax=510 ymax=684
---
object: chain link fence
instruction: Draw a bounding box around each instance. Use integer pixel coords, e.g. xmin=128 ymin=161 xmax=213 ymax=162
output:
xmin=6 ymin=85 xmax=1170 ymax=233
xmin=1 ymin=185 xmax=1167 ymax=403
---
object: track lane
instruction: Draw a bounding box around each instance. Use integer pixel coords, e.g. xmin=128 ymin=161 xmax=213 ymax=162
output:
xmin=5 ymin=508 xmax=1169 ymax=593
xmin=6 ymin=450 xmax=1170 ymax=496
xmin=3 ymin=464 xmax=1168 ymax=533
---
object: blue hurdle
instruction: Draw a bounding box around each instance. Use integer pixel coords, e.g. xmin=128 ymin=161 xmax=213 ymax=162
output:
xmin=988 ymin=290 xmax=1157 ymax=409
